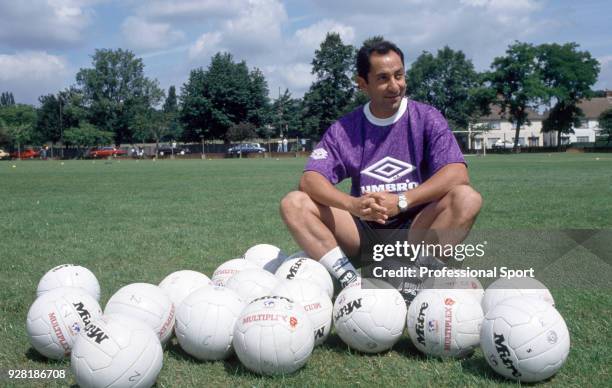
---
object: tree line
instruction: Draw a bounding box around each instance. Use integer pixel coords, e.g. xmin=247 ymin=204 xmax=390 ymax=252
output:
xmin=0 ymin=33 xmax=610 ymax=153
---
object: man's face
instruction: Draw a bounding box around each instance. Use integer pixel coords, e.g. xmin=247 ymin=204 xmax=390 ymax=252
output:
xmin=357 ymin=51 xmax=406 ymax=118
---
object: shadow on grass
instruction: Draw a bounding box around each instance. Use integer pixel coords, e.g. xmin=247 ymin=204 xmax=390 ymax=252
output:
xmin=24 ymin=347 xmax=70 ymax=366
xmin=164 ymin=338 xmax=264 ymax=379
xmin=321 ymin=333 xmax=427 ymax=360
xmin=460 ymin=354 xmax=511 ymax=383
xmin=25 ymin=347 xmax=50 ymax=362
xmin=164 ymin=340 xmax=202 ymax=364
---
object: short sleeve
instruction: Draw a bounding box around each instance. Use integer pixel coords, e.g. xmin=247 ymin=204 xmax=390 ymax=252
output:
xmin=424 ymin=108 xmax=466 ymax=178
xmin=304 ymin=125 xmax=348 ymax=185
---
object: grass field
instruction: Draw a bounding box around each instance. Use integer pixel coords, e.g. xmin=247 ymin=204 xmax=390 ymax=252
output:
xmin=1 ymin=153 xmax=611 ymax=387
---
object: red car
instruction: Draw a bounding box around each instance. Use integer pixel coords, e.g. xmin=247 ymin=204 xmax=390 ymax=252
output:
xmin=10 ymin=148 xmax=39 ymax=159
xmin=88 ymin=147 xmax=127 ymax=158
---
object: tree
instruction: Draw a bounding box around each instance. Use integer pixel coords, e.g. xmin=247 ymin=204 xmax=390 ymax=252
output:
xmin=161 ymin=85 xmax=183 ymax=141
xmin=487 ymin=42 xmax=547 ymax=151
xmin=407 ymin=46 xmax=493 ymax=131
xmin=63 ymin=122 xmax=113 ymax=157
xmin=163 ymin=85 xmax=178 ymax=114
xmin=272 ymin=89 xmax=302 ymax=138
xmin=133 ymin=109 xmax=171 ymax=153
xmin=302 ymin=33 xmax=356 ymax=138
xmin=538 ymin=43 xmax=600 ymax=147
xmin=36 ymin=94 xmax=62 ymax=145
xmin=1 ymin=92 xmax=15 ymax=107
xmin=0 ymin=104 xmax=38 ymax=150
xmin=227 ymin=122 xmax=257 ymax=142
xmin=247 ymin=68 xmax=271 ymax=134
xmin=76 ymin=49 xmax=163 ymax=145
xmin=180 ymin=52 xmax=269 ymax=142
xmin=598 ymin=108 xmax=612 ymax=144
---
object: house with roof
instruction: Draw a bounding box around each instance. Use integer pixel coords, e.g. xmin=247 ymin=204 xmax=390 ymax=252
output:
xmin=468 ymin=91 xmax=612 ymax=149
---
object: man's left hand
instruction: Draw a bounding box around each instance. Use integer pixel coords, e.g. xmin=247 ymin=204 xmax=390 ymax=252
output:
xmin=364 ymin=192 xmax=400 ymax=218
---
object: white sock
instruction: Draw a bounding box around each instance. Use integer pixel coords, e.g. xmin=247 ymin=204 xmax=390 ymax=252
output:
xmin=319 ymin=247 xmax=359 ymax=288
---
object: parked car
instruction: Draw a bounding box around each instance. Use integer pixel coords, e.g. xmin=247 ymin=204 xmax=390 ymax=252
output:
xmin=0 ymin=149 xmax=9 ymax=159
xmin=88 ymin=146 xmax=127 ymax=158
xmin=227 ymin=143 xmax=266 ymax=155
xmin=492 ymin=140 xmax=519 ymax=149
xmin=157 ymin=145 xmax=191 ymax=157
xmin=10 ymin=148 xmax=39 ymax=159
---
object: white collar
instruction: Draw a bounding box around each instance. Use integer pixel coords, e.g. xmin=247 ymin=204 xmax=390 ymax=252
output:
xmin=363 ymin=97 xmax=408 ymax=126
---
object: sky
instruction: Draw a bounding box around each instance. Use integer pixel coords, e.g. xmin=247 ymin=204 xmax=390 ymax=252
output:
xmin=0 ymin=0 xmax=610 ymax=106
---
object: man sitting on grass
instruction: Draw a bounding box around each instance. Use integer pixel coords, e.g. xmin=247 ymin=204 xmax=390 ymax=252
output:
xmin=280 ymin=38 xmax=482 ymax=299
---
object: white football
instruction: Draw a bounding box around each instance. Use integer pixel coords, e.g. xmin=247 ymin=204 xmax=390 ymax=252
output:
xmin=26 ymin=287 xmax=102 ymax=359
xmin=243 ymin=244 xmax=287 ymax=272
xmin=482 ymin=277 xmax=554 ymax=315
xmin=480 ymin=296 xmax=570 ymax=382
xmin=71 ymin=314 xmax=163 ymax=388
xmin=420 ymin=275 xmax=485 ymax=303
xmin=407 ymin=289 xmax=483 ymax=358
xmin=37 ymin=264 xmax=101 ymax=301
xmin=272 ymin=279 xmax=333 ymax=346
xmin=233 ymin=295 xmax=314 ymax=375
xmin=158 ymin=270 xmax=211 ymax=308
xmin=333 ymin=281 xmax=406 ymax=353
xmin=211 ymin=258 xmax=258 ymax=287
xmin=175 ymin=286 xmax=245 ymax=360
xmin=225 ymin=268 xmax=279 ymax=303
xmin=275 ymin=257 xmax=334 ymax=299
xmin=104 ymin=283 xmax=175 ymax=345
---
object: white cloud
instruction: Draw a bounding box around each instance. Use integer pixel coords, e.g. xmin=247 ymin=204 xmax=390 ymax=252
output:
xmin=303 ymin=0 xmax=547 ymax=71
xmin=121 ymin=17 xmax=185 ymax=52
xmin=222 ymin=0 xmax=288 ymax=56
xmin=0 ymin=1 xmax=95 ymax=49
xmin=486 ymin=0 xmax=540 ymax=12
xmin=0 ymin=52 xmax=71 ymax=104
xmin=137 ymin=0 xmax=244 ymax=21
xmin=265 ymin=63 xmax=316 ymax=92
xmin=294 ymin=19 xmax=355 ymax=52
xmin=188 ymin=32 xmax=224 ymax=60
xmin=595 ymin=55 xmax=612 ymax=90
xmin=187 ymin=0 xmax=288 ymax=62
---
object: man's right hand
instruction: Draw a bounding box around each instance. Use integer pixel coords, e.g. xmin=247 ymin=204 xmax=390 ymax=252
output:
xmin=348 ymin=196 xmax=388 ymax=224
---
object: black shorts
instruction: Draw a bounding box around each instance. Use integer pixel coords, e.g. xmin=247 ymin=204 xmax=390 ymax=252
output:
xmin=351 ymin=214 xmax=413 ymax=267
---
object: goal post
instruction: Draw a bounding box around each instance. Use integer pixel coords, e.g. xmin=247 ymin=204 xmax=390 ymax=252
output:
xmin=452 ymin=130 xmax=487 ymax=156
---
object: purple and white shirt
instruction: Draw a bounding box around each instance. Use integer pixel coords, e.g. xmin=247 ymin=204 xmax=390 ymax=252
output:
xmin=305 ymin=97 xmax=465 ymax=219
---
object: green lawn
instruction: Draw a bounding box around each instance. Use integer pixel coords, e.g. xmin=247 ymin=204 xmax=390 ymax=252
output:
xmin=0 ymin=153 xmax=610 ymax=387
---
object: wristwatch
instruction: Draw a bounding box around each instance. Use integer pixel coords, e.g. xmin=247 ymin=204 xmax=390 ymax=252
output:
xmin=398 ymin=193 xmax=409 ymax=213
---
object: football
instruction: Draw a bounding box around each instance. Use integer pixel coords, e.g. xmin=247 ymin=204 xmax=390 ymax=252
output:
xmin=175 ymin=286 xmax=245 ymax=360
xmin=275 ymin=257 xmax=334 ymax=299
xmin=225 ymin=268 xmax=279 ymax=303
xmin=272 ymin=278 xmax=333 ymax=346
xmin=333 ymin=281 xmax=406 ymax=353
xmin=26 ymin=287 xmax=102 ymax=359
xmin=211 ymin=258 xmax=259 ymax=287
xmin=233 ymin=295 xmax=314 ymax=375
xmin=36 ymin=264 xmax=101 ymax=301
xmin=71 ymin=314 xmax=163 ymax=388
xmin=481 ymin=277 xmax=555 ymax=314
xmin=407 ymin=289 xmax=483 ymax=358
xmin=480 ymin=296 xmax=570 ymax=382
xmin=104 ymin=283 xmax=175 ymax=345
xmin=243 ymin=243 xmax=287 ymax=272
xmin=158 ymin=269 xmax=211 ymax=308
xmin=419 ymin=275 xmax=485 ymax=303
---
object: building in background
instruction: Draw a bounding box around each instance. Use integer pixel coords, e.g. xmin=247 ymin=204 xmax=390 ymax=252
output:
xmin=469 ymin=90 xmax=612 ymax=149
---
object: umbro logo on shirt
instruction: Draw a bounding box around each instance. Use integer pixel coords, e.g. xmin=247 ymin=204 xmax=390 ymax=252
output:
xmin=361 ymin=156 xmax=415 ymax=183
xmin=310 ymin=148 xmax=328 ymax=160
xmin=360 ymin=156 xmax=419 ymax=194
